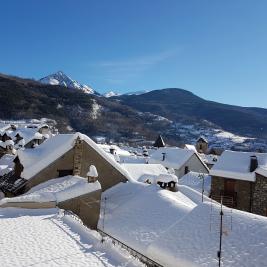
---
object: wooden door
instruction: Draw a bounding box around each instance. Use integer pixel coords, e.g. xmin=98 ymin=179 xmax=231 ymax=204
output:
xmin=224 ymin=179 xmax=236 ymax=195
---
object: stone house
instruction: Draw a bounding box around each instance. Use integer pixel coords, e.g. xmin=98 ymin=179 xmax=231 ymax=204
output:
xmin=148 ymin=147 xmax=209 ymax=178
xmin=210 ymin=150 xmax=267 ymax=216
xmin=0 ymin=133 xmax=130 ymax=196
xmin=196 ymin=136 xmax=209 ymax=154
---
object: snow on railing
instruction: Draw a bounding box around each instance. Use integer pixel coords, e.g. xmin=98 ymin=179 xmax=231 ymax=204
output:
xmin=62 ymin=210 xmax=162 ymax=267
xmin=98 ymin=229 xmax=163 ymax=267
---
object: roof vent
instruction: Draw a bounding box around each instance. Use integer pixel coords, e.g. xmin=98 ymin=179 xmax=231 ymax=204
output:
xmin=250 ymin=155 xmax=258 ymax=172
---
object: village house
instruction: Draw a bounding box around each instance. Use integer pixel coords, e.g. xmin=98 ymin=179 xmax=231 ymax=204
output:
xmin=196 ymin=136 xmax=209 ymax=154
xmin=153 ymin=135 xmax=165 ymax=148
xmin=210 ymin=150 xmax=267 ymax=216
xmin=0 ymin=133 xmax=14 ymax=158
xmin=0 ymin=123 xmax=52 ymax=155
xmin=0 ymin=133 xmax=131 ymax=197
xmin=148 ymin=147 xmax=209 ymax=178
xmin=121 ymin=163 xmax=178 ymax=190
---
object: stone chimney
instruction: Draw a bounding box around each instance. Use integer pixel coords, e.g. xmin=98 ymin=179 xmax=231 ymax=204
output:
xmin=250 ymin=155 xmax=258 ymax=172
xmin=87 ymin=165 xmax=98 ymax=183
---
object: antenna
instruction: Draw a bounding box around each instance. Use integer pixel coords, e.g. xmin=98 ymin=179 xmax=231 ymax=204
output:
xmin=210 ymin=195 xmax=233 ymax=266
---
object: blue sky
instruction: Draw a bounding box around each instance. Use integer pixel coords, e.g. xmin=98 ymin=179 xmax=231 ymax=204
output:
xmin=1 ymin=0 xmax=267 ymax=107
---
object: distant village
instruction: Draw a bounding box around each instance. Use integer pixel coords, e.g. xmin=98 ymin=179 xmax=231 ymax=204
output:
xmin=0 ymin=119 xmax=267 ymax=267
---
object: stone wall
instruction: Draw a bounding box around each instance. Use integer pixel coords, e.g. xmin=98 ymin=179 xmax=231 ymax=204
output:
xmin=0 ymin=201 xmax=56 ymax=209
xmin=252 ymin=174 xmax=267 ymax=216
xmin=23 ymin=140 xmax=128 ymax=193
xmin=80 ymin=141 xmax=128 ymax=191
xmin=58 ymin=189 xmax=101 ymax=229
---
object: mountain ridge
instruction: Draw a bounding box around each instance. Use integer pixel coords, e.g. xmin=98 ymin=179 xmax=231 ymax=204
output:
xmin=39 ymin=71 xmax=96 ymax=95
xmin=1 ymin=72 xmax=267 ymax=147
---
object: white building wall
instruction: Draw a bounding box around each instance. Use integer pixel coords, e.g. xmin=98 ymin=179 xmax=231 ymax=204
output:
xmin=175 ymin=154 xmax=208 ymax=178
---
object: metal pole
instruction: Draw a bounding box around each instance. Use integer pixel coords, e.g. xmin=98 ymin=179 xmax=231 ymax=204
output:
xmin=202 ymin=174 xmax=204 ymax=202
xmin=199 ymin=173 xmax=204 ymax=202
xmin=101 ymin=197 xmax=107 ymax=243
xmin=218 ymin=196 xmax=223 ymax=267
xmin=103 ymin=197 xmax=107 ymax=232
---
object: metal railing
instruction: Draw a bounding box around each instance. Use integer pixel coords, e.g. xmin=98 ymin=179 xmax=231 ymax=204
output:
xmin=98 ymin=229 xmax=163 ymax=267
xmin=62 ymin=210 xmax=163 ymax=267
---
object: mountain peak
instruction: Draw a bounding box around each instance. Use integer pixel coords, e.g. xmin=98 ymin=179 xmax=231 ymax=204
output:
xmin=39 ymin=71 xmax=95 ymax=94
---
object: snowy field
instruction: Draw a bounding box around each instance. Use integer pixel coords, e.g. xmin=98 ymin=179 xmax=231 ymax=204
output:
xmin=101 ymin=182 xmax=267 ymax=267
xmin=0 ymin=208 xmax=142 ymax=267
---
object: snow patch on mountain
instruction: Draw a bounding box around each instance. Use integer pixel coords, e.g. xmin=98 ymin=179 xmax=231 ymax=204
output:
xmin=104 ymin=91 xmax=121 ymax=98
xmin=40 ymin=71 xmax=95 ymax=94
xmin=124 ymin=90 xmax=150 ymax=96
xmin=90 ymin=99 xmax=102 ymax=120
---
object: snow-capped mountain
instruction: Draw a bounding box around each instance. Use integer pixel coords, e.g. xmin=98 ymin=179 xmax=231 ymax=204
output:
xmin=104 ymin=91 xmax=121 ymax=98
xmin=39 ymin=71 xmax=95 ymax=94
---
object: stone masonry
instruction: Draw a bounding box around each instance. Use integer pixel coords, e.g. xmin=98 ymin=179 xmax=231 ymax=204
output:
xmin=252 ymin=174 xmax=267 ymax=216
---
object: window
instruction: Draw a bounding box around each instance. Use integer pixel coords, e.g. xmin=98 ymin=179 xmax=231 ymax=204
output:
xmin=58 ymin=169 xmax=73 ymax=177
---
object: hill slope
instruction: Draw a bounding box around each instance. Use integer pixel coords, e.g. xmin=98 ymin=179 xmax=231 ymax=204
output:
xmin=115 ymin=88 xmax=267 ymax=138
xmin=0 ymin=74 xmax=169 ymax=143
xmin=1 ymin=73 xmax=267 ymax=148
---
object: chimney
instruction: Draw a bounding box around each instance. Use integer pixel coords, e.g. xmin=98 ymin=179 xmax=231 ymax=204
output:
xmin=162 ymin=152 xmax=166 ymax=161
xmin=110 ymin=147 xmax=116 ymax=155
xmin=250 ymin=155 xmax=258 ymax=172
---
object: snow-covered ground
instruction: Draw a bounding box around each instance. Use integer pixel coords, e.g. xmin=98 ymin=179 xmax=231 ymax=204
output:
xmin=0 ymin=208 xmax=143 ymax=267
xmin=100 ymin=182 xmax=267 ymax=267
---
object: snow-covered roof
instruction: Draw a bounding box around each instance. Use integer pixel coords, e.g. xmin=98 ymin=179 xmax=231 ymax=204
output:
xmin=255 ymin=166 xmax=267 ymax=177
xmin=0 ymin=208 xmax=142 ymax=267
xmin=121 ymin=163 xmax=178 ymax=184
xmin=121 ymin=163 xmax=170 ymax=182
xmin=197 ymin=135 xmax=208 ymax=143
xmin=184 ymin=144 xmax=197 ymax=153
xmin=0 ymin=176 xmax=101 ymax=204
xmin=199 ymin=153 xmax=218 ymax=165
xmin=0 ymin=154 xmax=15 ymax=176
xmin=0 ymin=124 xmax=11 ymax=133
xmin=148 ymin=147 xmax=195 ymax=169
xmin=18 ymin=133 xmax=133 ymax=181
xmin=0 ymin=141 xmax=6 ymax=148
xmin=10 ymin=127 xmax=39 ymax=145
xmin=210 ymin=150 xmax=267 ymax=182
xmin=102 ymin=181 xmax=267 ymax=267
xmin=98 ymin=144 xmax=131 ymax=157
